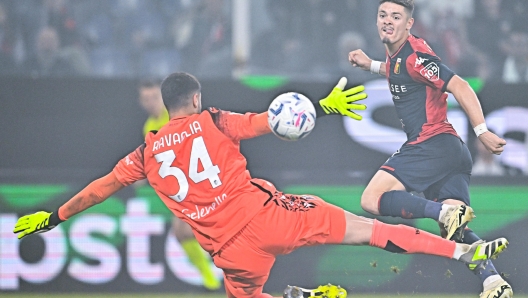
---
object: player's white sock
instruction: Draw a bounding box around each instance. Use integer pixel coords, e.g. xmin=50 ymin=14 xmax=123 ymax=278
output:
xmin=438 ymin=204 xmax=451 ymax=221
xmin=483 ymin=275 xmax=503 ymax=290
xmin=452 ymin=242 xmax=469 ymax=260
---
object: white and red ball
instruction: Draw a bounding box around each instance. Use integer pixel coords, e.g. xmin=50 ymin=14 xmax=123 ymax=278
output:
xmin=267 ymin=92 xmax=316 ymax=141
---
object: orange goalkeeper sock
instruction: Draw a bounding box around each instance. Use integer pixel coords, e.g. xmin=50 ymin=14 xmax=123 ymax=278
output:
xmin=369 ymin=219 xmax=455 ymax=258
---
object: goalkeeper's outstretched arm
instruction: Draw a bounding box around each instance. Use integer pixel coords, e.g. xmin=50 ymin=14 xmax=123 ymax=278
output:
xmin=245 ymin=78 xmax=368 ymax=140
xmin=317 ymin=77 xmax=367 ymax=120
xmin=13 ymin=172 xmax=124 ymax=239
xmin=218 ymin=77 xmax=369 ymax=141
xmin=59 ymin=172 xmax=124 ymax=218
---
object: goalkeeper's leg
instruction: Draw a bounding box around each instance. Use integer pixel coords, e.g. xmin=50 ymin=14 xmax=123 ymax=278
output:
xmin=340 ymin=212 xmax=508 ymax=268
xmin=282 ymin=204 xmax=507 ymax=298
xmin=172 ymin=218 xmax=221 ymax=291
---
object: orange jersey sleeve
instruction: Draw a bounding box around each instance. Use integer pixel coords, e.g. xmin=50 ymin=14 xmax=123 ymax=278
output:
xmin=58 ymin=172 xmax=125 ymax=220
xmin=113 ymin=144 xmax=147 ymax=186
xmin=250 ymin=112 xmax=272 ymax=136
xmin=207 ymin=108 xmax=271 ymax=141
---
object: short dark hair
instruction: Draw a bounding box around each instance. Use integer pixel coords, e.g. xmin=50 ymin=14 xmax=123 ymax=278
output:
xmin=161 ymin=72 xmax=201 ymax=111
xmin=379 ymin=0 xmax=414 ymax=17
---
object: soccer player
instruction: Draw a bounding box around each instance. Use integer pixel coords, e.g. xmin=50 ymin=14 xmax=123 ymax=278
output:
xmin=138 ymin=80 xmax=169 ymax=136
xmin=14 ymin=72 xmax=508 ymax=298
xmin=138 ymin=79 xmax=221 ymax=291
xmin=348 ymin=1 xmax=512 ymax=297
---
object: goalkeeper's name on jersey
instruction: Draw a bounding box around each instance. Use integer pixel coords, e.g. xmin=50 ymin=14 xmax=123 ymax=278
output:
xmin=152 ymin=120 xmax=203 ymax=152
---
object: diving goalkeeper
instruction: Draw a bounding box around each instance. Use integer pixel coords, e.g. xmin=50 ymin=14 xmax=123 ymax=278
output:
xmin=137 ymin=79 xmax=220 ymax=291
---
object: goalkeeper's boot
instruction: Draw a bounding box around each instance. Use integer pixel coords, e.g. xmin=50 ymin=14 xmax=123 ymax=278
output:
xmin=480 ymin=279 xmax=513 ymax=298
xmin=459 ymin=238 xmax=508 ymax=271
xmin=440 ymin=204 xmax=475 ymax=241
xmin=283 ymin=284 xmax=347 ymax=298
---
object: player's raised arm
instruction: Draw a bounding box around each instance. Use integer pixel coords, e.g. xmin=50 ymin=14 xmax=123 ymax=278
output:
xmin=446 ymin=75 xmax=507 ymax=155
xmin=349 ymin=49 xmax=387 ymax=76
xmin=13 ymin=172 xmax=125 ymax=239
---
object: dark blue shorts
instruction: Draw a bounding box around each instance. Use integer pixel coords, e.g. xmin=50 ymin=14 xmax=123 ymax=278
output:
xmin=380 ymin=133 xmax=473 ymax=205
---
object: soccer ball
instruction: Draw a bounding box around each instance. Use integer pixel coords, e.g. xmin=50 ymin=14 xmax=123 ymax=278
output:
xmin=267 ymin=92 xmax=316 ymax=141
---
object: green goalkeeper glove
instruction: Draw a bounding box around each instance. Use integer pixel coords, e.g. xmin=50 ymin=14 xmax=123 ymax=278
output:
xmin=13 ymin=211 xmax=63 ymax=239
xmin=319 ymin=77 xmax=367 ymax=120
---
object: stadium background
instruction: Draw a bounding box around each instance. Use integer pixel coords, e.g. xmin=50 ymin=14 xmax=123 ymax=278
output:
xmin=1 ymin=0 xmax=528 ymax=297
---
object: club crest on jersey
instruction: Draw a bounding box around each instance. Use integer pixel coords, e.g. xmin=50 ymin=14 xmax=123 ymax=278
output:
xmin=394 ymin=58 xmax=401 ymax=74
xmin=420 ymin=62 xmax=440 ymax=82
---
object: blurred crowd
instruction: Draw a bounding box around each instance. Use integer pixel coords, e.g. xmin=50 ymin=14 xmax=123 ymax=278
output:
xmin=0 ymin=0 xmax=526 ymax=82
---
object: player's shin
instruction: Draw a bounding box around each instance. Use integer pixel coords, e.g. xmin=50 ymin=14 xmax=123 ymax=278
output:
xmin=369 ymin=219 xmax=455 ymax=258
xmin=378 ymin=190 xmax=441 ymax=219
xmin=368 ymin=220 xmax=508 ymax=268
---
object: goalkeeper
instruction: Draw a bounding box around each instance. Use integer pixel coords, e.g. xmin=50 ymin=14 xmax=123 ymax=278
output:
xmin=137 ymin=79 xmax=220 ymax=291
xmin=14 ymin=72 xmax=508 ymax=298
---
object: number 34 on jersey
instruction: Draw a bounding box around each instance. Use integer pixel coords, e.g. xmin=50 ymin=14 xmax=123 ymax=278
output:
xmin=155 ymin=135 xmax=222 ymax=203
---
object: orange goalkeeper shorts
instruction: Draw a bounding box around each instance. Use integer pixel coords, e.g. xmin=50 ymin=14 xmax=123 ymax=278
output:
xmin=212 ymin=192 xmax=346 ymax=298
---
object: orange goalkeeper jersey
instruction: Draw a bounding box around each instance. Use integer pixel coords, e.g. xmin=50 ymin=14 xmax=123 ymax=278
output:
xmin=113 ymin=108 xmax=274 ymax=254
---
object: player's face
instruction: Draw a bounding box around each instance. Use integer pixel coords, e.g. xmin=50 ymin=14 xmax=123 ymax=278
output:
xmin=139 ymin=86 xmax=164 ymax=117
xmin=377 ymin=2 xmax=413 ymax=49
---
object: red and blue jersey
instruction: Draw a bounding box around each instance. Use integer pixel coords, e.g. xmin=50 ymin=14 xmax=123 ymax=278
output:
xmin=385 ymin=35 xmax=458 ymax=144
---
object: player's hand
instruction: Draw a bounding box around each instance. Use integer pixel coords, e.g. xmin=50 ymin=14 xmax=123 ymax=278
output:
xmin=478 ymin=131 xmax=507 ymax=155
xmin=13 ymin=211 xmax=58 ymax=239
xmin=348 ymin=49 xmax=373 ymax=71
xmin=319 ymin=77 xmax=367 ymax=120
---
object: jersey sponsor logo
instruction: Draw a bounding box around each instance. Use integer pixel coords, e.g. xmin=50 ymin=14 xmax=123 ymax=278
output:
xmin=181 ymin=194 xmax=227 ymax=220
xmin=420 ymin=62 xmax=440 ymax=82
xmin=394 ymin=58 xmax=401 ymax=74
xmin=390 ymin=83 xmax=407 ymax=93
xmin=414 ymin=57 xmax=428 ymax=67
xmin=125 ymin=156 xmax=134 ymax=165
